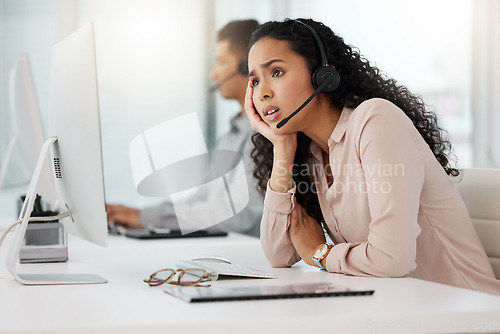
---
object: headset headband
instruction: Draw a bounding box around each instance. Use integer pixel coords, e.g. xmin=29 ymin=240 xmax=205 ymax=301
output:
xmin=294 ymin=20 xmax=328 ymax=67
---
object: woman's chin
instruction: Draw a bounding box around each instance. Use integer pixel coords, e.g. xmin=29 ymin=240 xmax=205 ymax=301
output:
xmin=270 ymin=123 xmax=293 ymax=135
xmin=262 ymin=114 xmax=297 ymax=134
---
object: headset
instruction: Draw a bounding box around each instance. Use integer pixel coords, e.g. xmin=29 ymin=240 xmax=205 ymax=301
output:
xmin=276 ymin=20 xmax=341 ymax=129
xmin=209 ymin=58 xmax=248 ymax=92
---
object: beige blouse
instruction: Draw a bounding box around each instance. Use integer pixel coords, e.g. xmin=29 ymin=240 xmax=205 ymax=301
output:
xmin=260 ymin=98 xmax=500 ymax=295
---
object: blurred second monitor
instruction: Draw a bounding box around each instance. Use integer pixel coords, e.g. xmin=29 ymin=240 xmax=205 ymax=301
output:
xmin=0 ymin=54 xmax=56 ymax=209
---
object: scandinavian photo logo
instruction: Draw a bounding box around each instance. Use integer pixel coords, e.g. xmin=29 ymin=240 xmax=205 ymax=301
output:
xmin=129 ymin=113 xmax=249 ymax=234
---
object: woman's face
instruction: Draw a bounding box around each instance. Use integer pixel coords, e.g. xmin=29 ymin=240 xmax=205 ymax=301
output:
xmin=248 ymin=37 xmax=316 ymax=132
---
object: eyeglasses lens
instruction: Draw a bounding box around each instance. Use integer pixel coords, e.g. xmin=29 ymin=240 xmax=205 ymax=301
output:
xmin=149 ymin=269 xmax=175 ymax=286
xmin=179 ymin=269 xmax=209 ymax=286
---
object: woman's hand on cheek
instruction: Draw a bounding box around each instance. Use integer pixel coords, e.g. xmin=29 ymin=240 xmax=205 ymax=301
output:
xmin=289 ymin=200 xmax=326 ymax=267
xmin=245 ymin=81 xmax=272 ymax=137
xmin=244 ymin=81 xmax=297 ymax=148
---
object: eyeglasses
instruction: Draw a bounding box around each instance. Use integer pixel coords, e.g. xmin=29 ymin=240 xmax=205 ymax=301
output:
xmin=143 ymin=268 xmax=217 ymax=287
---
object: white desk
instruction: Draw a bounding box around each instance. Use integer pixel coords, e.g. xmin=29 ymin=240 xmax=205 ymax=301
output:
xmin=1 ymin=232 xmax=500 ymax=334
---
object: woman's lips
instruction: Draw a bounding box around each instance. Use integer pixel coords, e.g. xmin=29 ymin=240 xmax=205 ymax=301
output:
xmin=262 ymin=105 xmax=281 ymax=122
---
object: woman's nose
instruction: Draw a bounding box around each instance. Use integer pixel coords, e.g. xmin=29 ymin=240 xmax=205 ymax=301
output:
xmin=258 ymin=81 xmax=272 ymax=101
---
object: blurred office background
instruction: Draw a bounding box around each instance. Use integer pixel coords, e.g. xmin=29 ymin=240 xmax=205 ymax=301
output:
xmin=1 ymin=0 xmax=499 ymax=210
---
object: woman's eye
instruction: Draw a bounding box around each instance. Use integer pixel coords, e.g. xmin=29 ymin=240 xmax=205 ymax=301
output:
xmin=272 ymin=69 xmax=283 ymax=77
xmin=251 ymin=78 xmax=259 ymax=87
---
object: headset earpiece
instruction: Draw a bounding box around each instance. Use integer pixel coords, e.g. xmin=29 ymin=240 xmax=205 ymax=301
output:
xmin=295 ymin=20 xmax=341 ymax=94
xmin=312 ymin=65 xmax=340 ymax=93
xmin=276 ymin=20 xmax=342 ymax=129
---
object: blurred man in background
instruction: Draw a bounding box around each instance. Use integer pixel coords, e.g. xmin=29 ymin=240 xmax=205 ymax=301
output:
xmin=106 ymin=20 xmax=263 ymax=237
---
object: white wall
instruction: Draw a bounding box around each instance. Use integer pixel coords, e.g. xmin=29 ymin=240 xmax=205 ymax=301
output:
xmin=73 ymin=0 xmax=209 ymax=207
xmin=472 ymin=0 xmax=500 ymax=168
xmin=288 ymin=0 xmax=474 ymax=168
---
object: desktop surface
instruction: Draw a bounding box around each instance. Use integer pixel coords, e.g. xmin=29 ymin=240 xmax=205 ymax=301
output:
xmin=1 ymin=232 xmax=500 ymax=334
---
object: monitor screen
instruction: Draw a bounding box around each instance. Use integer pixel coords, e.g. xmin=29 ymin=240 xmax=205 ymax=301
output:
xmin=48 ymin=23 xmax=107 ymax=247
xmin=6 ymin=23 xmax=108 ymax=285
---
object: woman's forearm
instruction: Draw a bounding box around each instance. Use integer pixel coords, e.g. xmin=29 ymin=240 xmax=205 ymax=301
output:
xmin=269 ymin=139 xmax=296 ymax=193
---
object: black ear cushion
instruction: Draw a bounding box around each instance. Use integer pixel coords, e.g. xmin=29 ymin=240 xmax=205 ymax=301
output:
xmin=312 ymin=66 xmax=340 ymax=93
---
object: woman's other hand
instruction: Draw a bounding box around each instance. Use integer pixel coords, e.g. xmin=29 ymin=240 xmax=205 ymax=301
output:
xmin=289 ymin=200 xmax=326 ymax=267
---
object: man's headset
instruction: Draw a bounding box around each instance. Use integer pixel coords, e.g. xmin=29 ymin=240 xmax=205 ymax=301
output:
xmin=276 ymin=20 xmax=341 ymax=129
xmin=209 ymin=59 xmax=248 ymax=92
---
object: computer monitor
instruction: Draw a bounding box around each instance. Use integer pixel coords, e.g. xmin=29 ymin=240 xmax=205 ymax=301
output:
xmin=0 ymin=55 xmax=56 ymax=209
xmin=6 ymin=23 xmax=108 ymax=285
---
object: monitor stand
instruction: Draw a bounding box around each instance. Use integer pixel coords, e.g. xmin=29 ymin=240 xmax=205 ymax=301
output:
xmin=5 ymin=137 xmax=107 ymax=285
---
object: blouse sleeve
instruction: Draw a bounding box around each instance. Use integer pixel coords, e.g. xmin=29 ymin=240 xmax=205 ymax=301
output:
xmin=260 ymin=181 xmax=302 ymax=267
xmin=325 ymin=99 xmax=425 ymax=277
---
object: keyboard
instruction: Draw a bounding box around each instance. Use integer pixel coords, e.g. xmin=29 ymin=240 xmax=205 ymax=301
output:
xmin=123 ymin=228 xmax=227 ymax=239
xmin=176 ymin=258 xmax=277 ymax=279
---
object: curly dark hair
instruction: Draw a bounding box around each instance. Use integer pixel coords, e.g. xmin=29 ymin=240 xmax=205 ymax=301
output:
xmin=249 ymin=18 xmax=458 ymax=224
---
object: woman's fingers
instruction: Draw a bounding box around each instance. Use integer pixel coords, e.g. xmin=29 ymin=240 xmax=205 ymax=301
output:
xmin=244 ymin=82 xmax=262 ymax=127
xmin=296 ymin=202 xmax=304 ymax=227
xmin=290 ymin=203 xmax=298 ymax=228
xmin=290 ymin=201 xmax=304 ymax=230
xmin=244 ymin=81 xmax=273 ymax=137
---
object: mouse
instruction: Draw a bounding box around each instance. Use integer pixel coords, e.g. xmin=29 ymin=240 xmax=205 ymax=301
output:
xmin=185 ymin=255 xmax=232 ymax=264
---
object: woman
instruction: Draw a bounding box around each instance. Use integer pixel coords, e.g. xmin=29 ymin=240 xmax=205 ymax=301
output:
xmin=245 ymin=18 xmax=499 ymax=295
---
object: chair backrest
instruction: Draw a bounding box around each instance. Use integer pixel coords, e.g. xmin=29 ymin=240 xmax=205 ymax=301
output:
xmin=453 ymin=168 xmax=500 ymax=279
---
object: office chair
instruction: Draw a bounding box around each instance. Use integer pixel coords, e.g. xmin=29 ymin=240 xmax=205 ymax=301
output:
xmin=453 ymin=168 xmax=500 ymax=279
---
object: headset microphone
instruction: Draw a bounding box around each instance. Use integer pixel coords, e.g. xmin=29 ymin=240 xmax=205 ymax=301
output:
xmin=209 ymin=71 xmax=238 ymax=92
xmin=209 ymin=59 xmax=248 ymax=93
xmin=276 ymin=78 xmax=333 ymax=129
xmin=276 ymin=20 xmax=341 ymax=129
